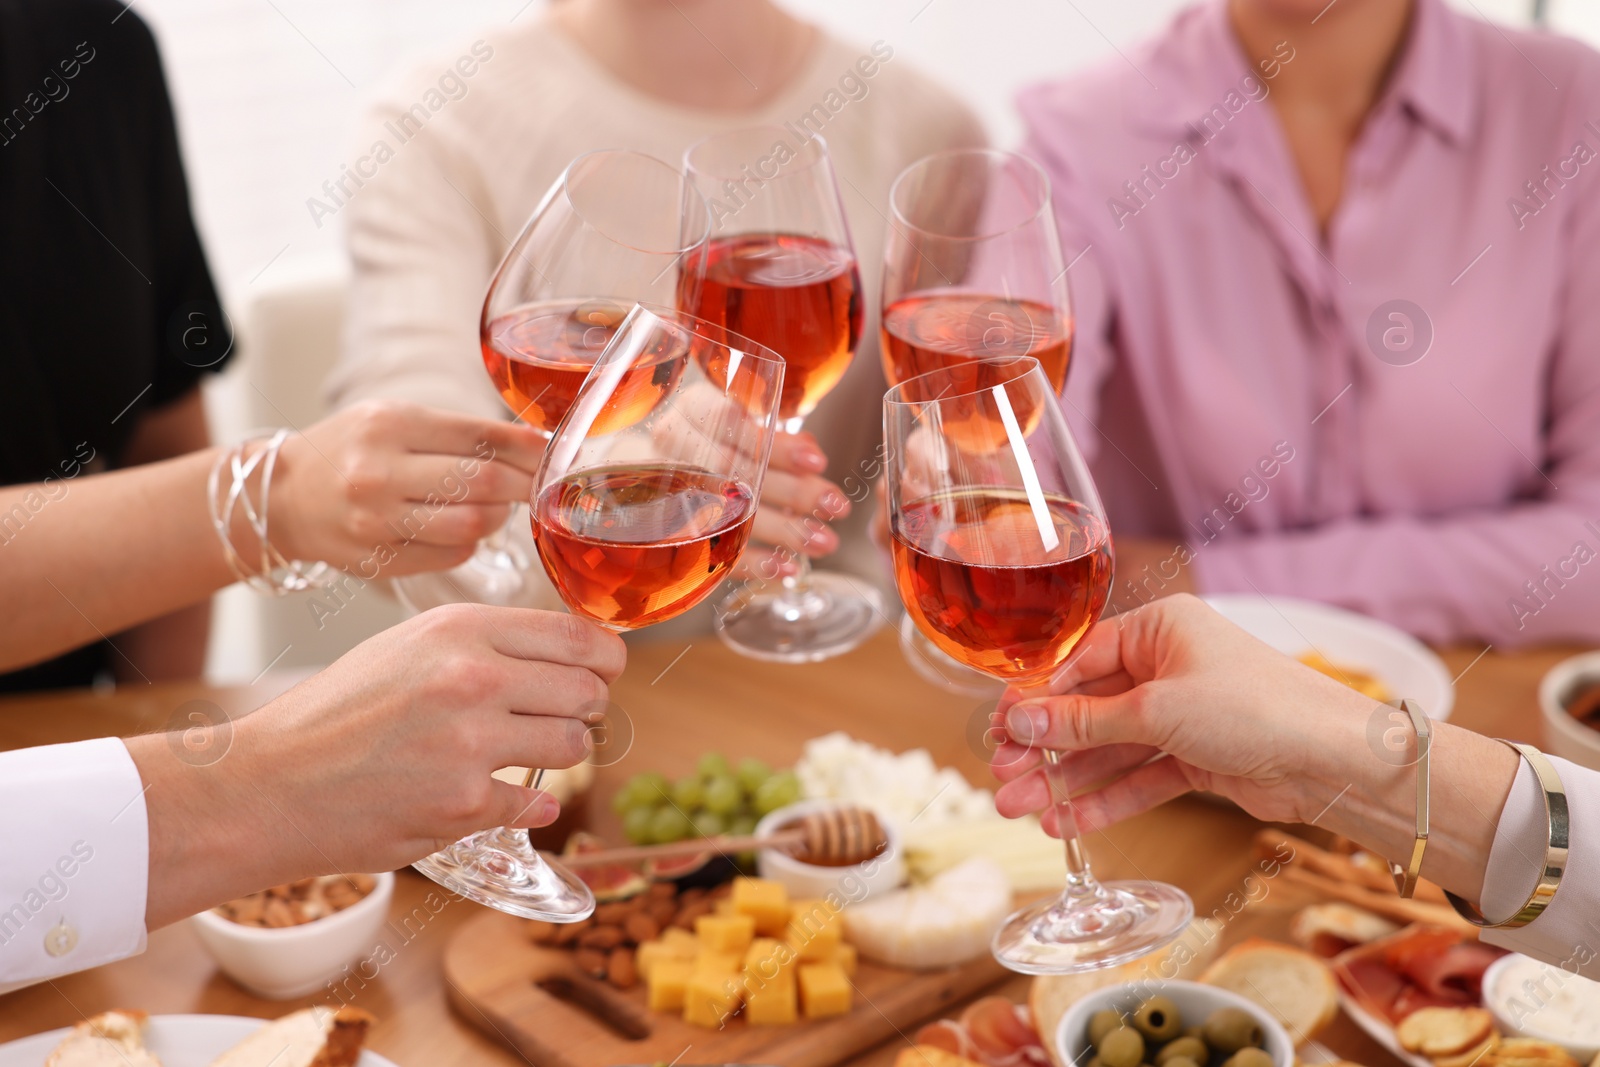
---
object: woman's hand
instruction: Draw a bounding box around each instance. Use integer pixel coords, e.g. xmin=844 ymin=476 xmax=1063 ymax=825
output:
xmin=991 ymin=594 xmax=1379 ymax=834
xmin=737 ymin=430 xmax=851 ymax=579
xmin=271 ymin=400 xmax=546 ymax=576
xmin=130 ymin=604 xmax=627 ymax=927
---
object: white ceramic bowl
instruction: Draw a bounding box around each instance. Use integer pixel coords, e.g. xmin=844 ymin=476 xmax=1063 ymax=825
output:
xmin=1539 ymin=651 xmax=1600 ymax=771
xmin=1057 ymin=980 xmax=1295 ymax=1067
xmin=1205 ymin=595 xmax=1454 ymax=721
xmin=189 ymin=872 xmax=394 ymax=1000
xmin=755 ymin=800 xmax=905 ymax=901
xmin=1484 ymin=952 xmax=1600 ymax=1058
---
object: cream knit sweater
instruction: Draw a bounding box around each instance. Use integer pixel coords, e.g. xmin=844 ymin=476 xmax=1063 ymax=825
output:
xmin=325 ymin=16 xmax=985 ymax=606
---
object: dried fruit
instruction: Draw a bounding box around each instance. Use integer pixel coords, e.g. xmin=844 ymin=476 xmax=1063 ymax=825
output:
xmin=607 ymin=947 xmax=638 ymax=989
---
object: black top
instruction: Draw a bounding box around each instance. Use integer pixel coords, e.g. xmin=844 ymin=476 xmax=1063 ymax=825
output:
xmin=0 ymin=0 xmax=233 ymax=692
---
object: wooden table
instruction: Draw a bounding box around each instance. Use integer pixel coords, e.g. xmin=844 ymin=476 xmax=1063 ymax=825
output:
xmin=0 ymin=629 xmax=1582 ymax=1066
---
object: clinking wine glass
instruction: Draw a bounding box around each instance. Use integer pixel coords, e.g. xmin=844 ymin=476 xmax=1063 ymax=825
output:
xmin=680 ymin=126 xmax=884 ymax=663
xmin=882 ymin=148 xmax=1074 ymax=693
xmin=883 ymin=356 xmax=1192 ymax=974
xmin=396 ymin=149 xmax=711 ymax=612
xmin=411 ymin=303 xmax=785 ymax=921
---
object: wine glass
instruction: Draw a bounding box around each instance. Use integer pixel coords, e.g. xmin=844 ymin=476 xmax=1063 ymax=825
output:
xmin=680 ymin=127 xmax=883 ymax=663
xmin=412 ymin=303 xmax=784 ymax=920
xmin=882 ymin=148 xmax=1074 ymax=692
xmin=395 ymin=150 xmax=711 ymax=612
xmin=883 ymin=356 xmax=1192 ymax=974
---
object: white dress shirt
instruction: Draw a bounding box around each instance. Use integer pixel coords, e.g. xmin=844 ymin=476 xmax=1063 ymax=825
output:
xmin=0 ymin=738 xmax=148 ymax=990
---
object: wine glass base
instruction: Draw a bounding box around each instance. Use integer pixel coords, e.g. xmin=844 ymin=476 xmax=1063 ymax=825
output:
xmin=715 ymin=572 xmax=884 ymax=663
xmin=412 ymin=827 xmax=595 ymax=922
xmin=899 ymin=615 xmax=1005 ymax=697
xmin=992 ymin=880 xmax=1192 ymax=975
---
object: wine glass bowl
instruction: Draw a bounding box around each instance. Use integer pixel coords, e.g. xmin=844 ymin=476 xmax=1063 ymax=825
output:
xmin=881 ymin=149 xmax=1072 ymax=390
xmin=482 ymin=150 xmax=712 ymax=437
xmin=531 ymin=303 xmax=783 ymax=632
xmin=884 ymin=357 xmax=1192 ymax=974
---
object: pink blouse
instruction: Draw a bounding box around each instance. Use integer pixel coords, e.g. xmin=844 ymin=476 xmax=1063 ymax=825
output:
xmin=1020 ymin=0 xmax=1600 ymax=647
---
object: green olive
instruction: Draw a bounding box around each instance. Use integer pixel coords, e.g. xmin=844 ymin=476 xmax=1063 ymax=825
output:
xmin=1162 ymin=1057 xmax=1201 ymax=1067
xmin=1085 ymin=1058 xmax=1103 ymax=1067
xmin=1182 ymin=1025 xmax=1205 ymax=1041
xmin=1155 ymin=1036 xmax=1210 ymax=1066
xmin=1088 ymin=1010 xmax=1124 ymax=1048
xmin=1132 ymin=996 xmax=1184 ymax=1043
xmin=1223 ymin=1049 xmax=1275 ymax=1067
xmin=1203 ymin=1009 xmax=1265 ymax=1054
xmin=1098 ymin=1027 xmax=1146 ymax=1067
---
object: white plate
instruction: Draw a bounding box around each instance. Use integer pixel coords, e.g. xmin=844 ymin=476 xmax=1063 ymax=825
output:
xmin=0 ymin=1014 xmax=399 ymax=1067
xmin=1204 ymin=594 xmax=1454 ymax=722
xmin=1338 ymin=994 xmax=1431 ymax=1067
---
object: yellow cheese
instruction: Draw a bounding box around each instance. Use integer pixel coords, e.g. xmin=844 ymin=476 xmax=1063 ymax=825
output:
xmin=695 ymin=913 xmax=756 ymax=954
xmin=787 ymin=898 xmax=844 ymax=960
xmin=683 ymin=971 xmax=742 ymax=1029
xmin=637 ymin=935 xmax=699 ymax=981
xmin=744 ymin=937 xmax=799 ymax=985
xmin=660 ymin=926 xmax=699 ymax=952
xmin=823 ymin=940 xmax=858 ymax=977
xmin=798 ymin=961 xmax=852 ymax=1018
xmin=647 ymin=959 xmax=691 ymax=1013
xmin=731 ymin=877 xmax=791 ymax=936
xmin=744 ymin=973 xmax=799 ymax=1026
xmin=692 ymin=948 xmax=742 ymax=976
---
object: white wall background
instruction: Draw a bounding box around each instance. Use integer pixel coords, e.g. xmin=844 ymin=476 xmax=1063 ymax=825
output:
xmin=138 ymin=0 xmax=1554 ymax=307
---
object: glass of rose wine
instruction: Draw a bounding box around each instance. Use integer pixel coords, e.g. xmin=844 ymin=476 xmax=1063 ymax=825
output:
xmin=396 ymin=150 xmax=711 ymax=613
xmin=412 ymin=303 xmax=783 ymax=922
xmin=884 ymin=356 xmax=1192 ymax=974
xmin=882 ymin=148 xmax=1074 ymax=693
xmin=680 ymin=127 xmax=883 ymax=663
xmin=881 ymin=149 xmax=1072 ymax=389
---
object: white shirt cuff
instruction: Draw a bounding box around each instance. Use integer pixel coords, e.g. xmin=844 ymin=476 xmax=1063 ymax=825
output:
xmin=1481 ymin=753 xmax=1600 ymax=976
xmin=0 ymin=737 xmax=149 ymax=987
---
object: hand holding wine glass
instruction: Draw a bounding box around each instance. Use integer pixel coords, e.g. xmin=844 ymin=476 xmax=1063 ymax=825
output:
xmin=883 ymin=356 xmax=1192 ymax=975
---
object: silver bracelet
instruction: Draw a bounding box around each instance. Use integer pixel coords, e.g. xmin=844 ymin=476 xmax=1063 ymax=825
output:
xmin=207 ymin=430 xmax=333 ymax=595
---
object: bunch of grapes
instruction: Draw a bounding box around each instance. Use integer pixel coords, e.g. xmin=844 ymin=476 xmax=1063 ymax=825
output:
xmin=612 ymin=753 xmax=802 ymax=846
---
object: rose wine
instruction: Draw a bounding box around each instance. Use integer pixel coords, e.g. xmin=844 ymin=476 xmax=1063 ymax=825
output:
xmin=881 ymin=293 xmax=1070 ymax=389
xmin=482 ymin=299 xmax=683 ymax=436
xmin=891 ymin=488 xmax=1111 ymax=684
xmin=533 ymin=464 xmax=755 ymax=630
xmin=680 ymin=232 xmax=862 ymax=427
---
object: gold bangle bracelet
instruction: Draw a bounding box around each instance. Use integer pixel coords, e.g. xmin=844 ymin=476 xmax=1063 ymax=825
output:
xmin=1389 ymin=698 xmax=1431 ymax=899
xmin=1445 ymin=741 xmax=1569 ymax=930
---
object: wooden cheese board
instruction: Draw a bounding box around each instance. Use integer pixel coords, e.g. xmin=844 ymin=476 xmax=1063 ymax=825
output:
xmin=443 ymin=908 xmax=1013 ymax=1067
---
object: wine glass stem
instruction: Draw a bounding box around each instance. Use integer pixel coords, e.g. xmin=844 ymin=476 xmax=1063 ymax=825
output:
xmin=1042 ymin=748 xmax=1098 ymax=889
xmin=521 ymin=767 xmax=545 ymax=790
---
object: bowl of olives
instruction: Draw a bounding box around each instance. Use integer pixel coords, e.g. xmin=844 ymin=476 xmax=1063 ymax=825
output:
xmin=1056 ymin=980 xmax=1294 ymax=1067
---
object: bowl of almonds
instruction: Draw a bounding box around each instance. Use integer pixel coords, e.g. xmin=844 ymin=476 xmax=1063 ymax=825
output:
xmin=189 ymin=872 xmax=394 ymax=999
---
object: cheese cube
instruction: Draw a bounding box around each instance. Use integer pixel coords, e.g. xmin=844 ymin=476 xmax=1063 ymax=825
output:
xmin=714 ymin=897 xmax=737 ymax=916
xmin=683 ymin=971 xmax=742 ymax=1029
xmin=692 ymin=948 xmax=742 ymax=976
xmin=823 ymin=940 xmax=858 ymax=977
xmin=744 ymin=973 xmax=799 ymax=1026
xmin=731 ymin=877 xmax=791 ymax=936
xmin=743 ymin=937 xmax=799 ymax=986
xmin=786 ymin=898 xmax=843 ymax=960
xmin=647 ymin=959 xmax=691 ymax=1012
xmin=660 ymin=926 xmax=699 ymax=952
xmin=637 ymin=935 xmax=699 ymax=981
xmin=895 ymin=1047 xmax=985 ymax=1067
xmin=798 ymin=962 xmax=852 ymax=1019
xmin=694 ymin=913 xmax=756 ymax=954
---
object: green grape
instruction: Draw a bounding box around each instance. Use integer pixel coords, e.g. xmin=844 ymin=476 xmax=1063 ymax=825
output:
xmin=671 ymin=776 xmax=704 ymax=809
xmin=649 ymin=805 xmax=695 ymax=844
xmin=691 ymin=810 xmax=727 ymax=839
xmin=635 ymin=771 xmax=671 ymax=804
xmin=753 ymin=770 xmax=801 ymax=815
xmin=703 ymin=775 xmax=741 ymax=815
xmin=696 ymin=752 xmax=730 ymax=780
xmin=728 ymin=813 xmax=758 ymax=838
xmin=623 ymin=805 xmax=656 ymax=844
xmin=736 ymin=757 xmax=772 ymax=795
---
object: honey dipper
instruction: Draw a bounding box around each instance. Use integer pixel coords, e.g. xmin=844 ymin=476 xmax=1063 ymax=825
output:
xmin=559 ymin=805 xmax=887 ymax=869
